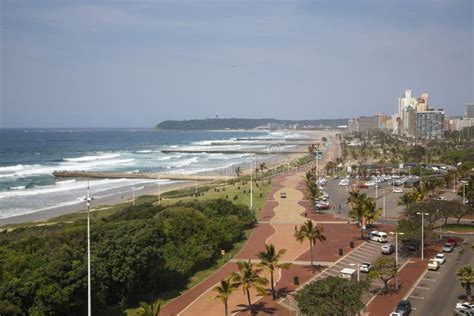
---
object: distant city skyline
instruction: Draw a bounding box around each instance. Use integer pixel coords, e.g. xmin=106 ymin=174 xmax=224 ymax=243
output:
xmin=1 ymin=0 xmax=473 ymax=128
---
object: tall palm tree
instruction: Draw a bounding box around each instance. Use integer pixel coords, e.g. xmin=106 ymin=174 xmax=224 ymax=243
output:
xmin=231 ymin=260 xmax=268 ymax=313
xmin=457 ymin=265 xmax=474 ymax=302
xmin=259 ymin=162 xmax=267 ymax=184
xmin=212 ymin=276 xmax=239 ymax=316
xmin=234 ymin=166 xmax=242 ymax=181
xmin=398 ymin=192 xmax=415 ymax=209
xmin=348 ymin=191 xmax=371 ymax=230
xmin=256 ymin=244 xmax=292 ymax=299
xmin=138 ymin=301 xmax=161 ymax=316
xmin=294 ymin=220 xmax=326 ymax=271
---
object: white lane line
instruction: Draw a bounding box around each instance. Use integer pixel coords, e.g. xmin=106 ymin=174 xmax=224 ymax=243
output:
xmin=427 ymin=271 xmax=441 ymax=274
xmin=416 ymin=286 xmax=430 ymax=290
xmin=409 ymin=295 xmax=424 ymax=300
xmin=423 ymin=278 xmax=436 ymax=282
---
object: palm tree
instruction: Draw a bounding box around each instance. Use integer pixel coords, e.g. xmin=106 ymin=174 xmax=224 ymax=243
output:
xmin=348 ymin=191 xmax=371 ymax=231
xmin=234 ymin=166 xmax=242 ymax=181
xmin=231 ymin=260 xmax=268 ymax=313
xmin=294 ymin=220 xmax=326 ymax=271
xmin=398 ymin=192 xmax=415 ymax=209
xmin=307 ymin=144 xmax=316 ymax=156
xmin=256 ymin=244 xmax=292 ymax=299
xmin=259 ymin=162 xmax=267 ymax=184
xmin=138 ymin=301 xmax=161 ymax=316
xmin=212 ymin=276 xmax=239 ymax=316
xmin=457 ymin=265 xmax=474 ymax=302
xmin=365 ymin=199 xmax=382 ymax=227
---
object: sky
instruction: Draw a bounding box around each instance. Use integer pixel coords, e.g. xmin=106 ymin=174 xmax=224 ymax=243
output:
xmin=1 ymin=0 xmax=473 ymax=128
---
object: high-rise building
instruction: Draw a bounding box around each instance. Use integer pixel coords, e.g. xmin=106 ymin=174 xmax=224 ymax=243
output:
xmin=398 ymin=90 xmax=417 ymax=136
xmin=416 ymin=93 xmax=429 ymax=112
xmin=467 ymin=104 xmax=474 ymax=118
xmin=415 ymin=109 xmax=445 ymax=139
xmin=357 ymin=116 xmax=379 ymax=132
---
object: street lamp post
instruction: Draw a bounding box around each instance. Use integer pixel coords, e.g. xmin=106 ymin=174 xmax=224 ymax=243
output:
xmin=390 ymin=231 xmax=405 ymax=291
xmin=84 ymin=181 xmax=94 ymax=316
xmin=383 ymin=192 xmax=386 ymax=218
xmin=132 ymin=186 xmax=136 ymax=206
xmin=416 ymin=212 xmax=429 ymax=260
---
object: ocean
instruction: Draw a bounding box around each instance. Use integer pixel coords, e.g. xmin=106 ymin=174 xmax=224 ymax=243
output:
xmin=0 ymin=128 xmax=306 ymax=220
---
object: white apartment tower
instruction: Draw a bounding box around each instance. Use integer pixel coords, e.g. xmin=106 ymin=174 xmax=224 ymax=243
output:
xmin=398 ymin=90 xmax=417 ymax=136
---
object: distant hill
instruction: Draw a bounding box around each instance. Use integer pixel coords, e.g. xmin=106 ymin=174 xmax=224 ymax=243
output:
xmin=155 ymin=118 xmax=347 ymax=130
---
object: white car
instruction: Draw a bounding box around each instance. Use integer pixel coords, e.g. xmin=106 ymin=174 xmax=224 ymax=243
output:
xmin=393 ymin=187 xmax=403 ymax=193
xmin=428 ymin=259 xmax=440 ymax=271
xmin=434 ymin=253 xmax=446 ymax=264
xmin=338 ymin=180 xmax=350 ymax=186
xmin=360 ymin=262 xmax=372 ymax=273
xmin=456 ymin=302 xmax=474 ymax=311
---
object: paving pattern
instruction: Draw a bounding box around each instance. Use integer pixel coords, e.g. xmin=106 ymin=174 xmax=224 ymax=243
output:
xmin=160 ymin=139 xmax=378 ymax=316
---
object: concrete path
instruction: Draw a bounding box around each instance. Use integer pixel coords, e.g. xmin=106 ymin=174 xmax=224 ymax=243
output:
xmin=160 ymin=137 xmax=366 ymax=316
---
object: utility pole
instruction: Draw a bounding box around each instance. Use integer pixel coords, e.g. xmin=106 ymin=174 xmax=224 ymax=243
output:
xmin=383 ymin=192 xmax=386 ymax=218
xmin=250 ymin=158 xmax=254 ymax=211
xmin=417 ymin=212 xmax=429 ymax=260
xmin=84 ymin=180 xmax=94 ymax=316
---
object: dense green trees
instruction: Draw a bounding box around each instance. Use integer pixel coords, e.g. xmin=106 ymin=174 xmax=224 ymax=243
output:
xmin=0 ymin=198 xmax=255 ymax=315
xmin=294 ymin=276 xmax=368 ymax=316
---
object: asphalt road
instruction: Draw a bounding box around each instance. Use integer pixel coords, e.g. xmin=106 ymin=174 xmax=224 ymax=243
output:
xmin=408 ymin=237 xmax=474 ymax=316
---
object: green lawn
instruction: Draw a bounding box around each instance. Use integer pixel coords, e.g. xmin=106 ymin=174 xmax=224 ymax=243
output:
xmin=441 ymin=224 xmax=474 ymax=232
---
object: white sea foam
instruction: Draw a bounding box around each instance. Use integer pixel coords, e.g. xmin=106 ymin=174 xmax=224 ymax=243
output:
xmin=9 ymin=185 xmax=26 ymax=190
xmin=136 ymin=150 xmax=152 ymax=153
xmin=63 ymin=153 xmax=121 ymax=162
xmin=56 ymin=179 xmax=76 ymax=185
xmin=0 ymin=164 xmax=27 ymax=172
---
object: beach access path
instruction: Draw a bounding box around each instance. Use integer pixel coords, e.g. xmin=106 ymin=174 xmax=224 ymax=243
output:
xmin=160 ymin=139 xmax=372 ymax=316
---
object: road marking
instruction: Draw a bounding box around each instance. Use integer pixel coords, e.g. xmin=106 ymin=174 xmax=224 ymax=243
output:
xmin=423 ymin=278 xmax=436 ymax=282
xmin=416 ymin=286 xmax=430 ymax=290
xmin=409 ymin=295 xmax=424 ymax=300
xmin=427 ymin=271 xmax=441 ymax=274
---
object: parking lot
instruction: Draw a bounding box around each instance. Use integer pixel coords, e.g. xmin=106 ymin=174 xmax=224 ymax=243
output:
xmin=404 ymin=242 xmax=473 ymax=315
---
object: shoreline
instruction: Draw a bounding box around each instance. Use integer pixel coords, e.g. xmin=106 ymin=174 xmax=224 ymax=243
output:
xmin=1 ymin=131 xmax=332 ymax=226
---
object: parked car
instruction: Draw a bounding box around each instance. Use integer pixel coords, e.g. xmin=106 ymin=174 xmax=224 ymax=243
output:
xmin=280 ymin=192 xmax=286 ymax=199
xmin=456 ymin=302 xmax=474 ymax=311
xmin=315 ymin=201 xmax=330 ymax=210
xmin=381 ymin=244 xmax=395 ymax=255
xmin=428 ymin=259 xmax=440 ymax=271
xmin=360 ymin=262 xmax=372 ymax=273
xmin=394 ymin=300 xmax=412 ymax=315
xmin=454 ymin=309 xmax=474 ymax=316
xmin=338 ymin=179 xmax=350 ymax=186
xmin=358 ymin=183 xmax=369 ymax=189
xmin=369 ymin=231 xmax=388 ymax=243
xmin=443 ymin=243 xmax=455 ymax=252
xmin=448 ymin=238 xmax=458 ymax=247
xmin=434 ymin=253 xmax=446 ymax=265
xmin=393 ymin=187 xmax=404 ymax=193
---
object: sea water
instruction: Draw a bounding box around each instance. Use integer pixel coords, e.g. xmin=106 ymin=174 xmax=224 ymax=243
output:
xmin=0 ymin=128 xmax=305 ymax=219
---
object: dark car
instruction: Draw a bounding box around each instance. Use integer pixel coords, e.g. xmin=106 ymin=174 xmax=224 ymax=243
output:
xmin=395 ymin=300 xmax=412 ymax=315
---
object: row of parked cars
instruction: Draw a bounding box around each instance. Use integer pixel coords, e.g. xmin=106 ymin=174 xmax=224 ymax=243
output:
xmin=315 ymin=177 xmax=331 ymax=210
xmin=427 ymin=240 xmax=456 ymax=271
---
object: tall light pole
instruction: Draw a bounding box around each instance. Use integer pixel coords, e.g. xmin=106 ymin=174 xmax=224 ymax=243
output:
xmin=84 ymin=181 xmax=94 ymax=316
xmin=462 ymin=181 xmax=467 ymax=204
xmin=250 ymin=156 xmax=255 ymax=211
xmin=383 ymin=192 xmax=386 ymax=218
xmin=416 ymin=212 xmax=429 ymax=260
xmin=132 ymin=186 xmax=136 ymax=206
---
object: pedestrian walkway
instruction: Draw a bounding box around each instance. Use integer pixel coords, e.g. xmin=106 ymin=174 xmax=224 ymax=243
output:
xmin=365 ymin=259 xmax=426 ymax=315
xmin=160 ymin=140 xmax=365 ymax=316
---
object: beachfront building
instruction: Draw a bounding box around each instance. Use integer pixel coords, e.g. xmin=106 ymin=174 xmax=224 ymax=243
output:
xmin=398 ymin=90 xmax=417 ymax=136
xmin=466 ymin=103 xmax=474 ymax=118
xmin=398 ymin=90 xmax=430 ymax=137
xmin=415 ymin=109 xmax=445 ymax=139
